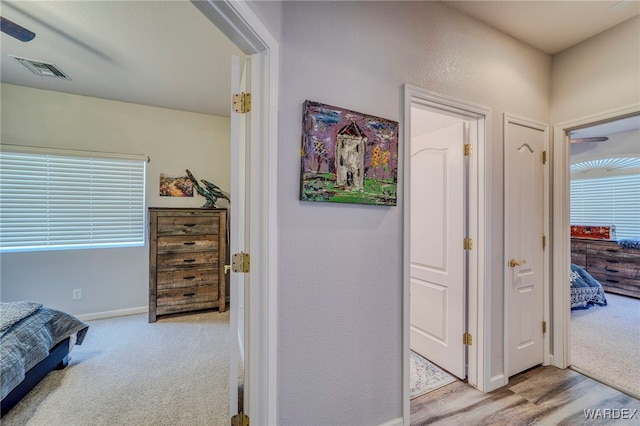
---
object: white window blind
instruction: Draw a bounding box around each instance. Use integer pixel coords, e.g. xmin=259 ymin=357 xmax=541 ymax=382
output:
xmin=0 ymin=146 xmax=146 ymax=252
xmin=570 ymin=174 xmax=640 ymax=240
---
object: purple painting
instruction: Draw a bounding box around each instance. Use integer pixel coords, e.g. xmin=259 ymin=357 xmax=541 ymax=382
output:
xmin=300 ymin=100 xmax=398 ymax=205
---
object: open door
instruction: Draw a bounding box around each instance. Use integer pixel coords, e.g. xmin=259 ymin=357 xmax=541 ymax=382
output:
xmin=193 ymin=2 xmax=279 ymax=423
xmin=409 ymin=117 xmax=466 ymax=379
xmin=229 ymin=54 xmax=249 ymax=422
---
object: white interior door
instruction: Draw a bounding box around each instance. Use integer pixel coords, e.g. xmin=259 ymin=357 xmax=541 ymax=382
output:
xmin=229 ymin=54 xmax=248 ymax=417
xmin=505 ymin=120 xmax=545 ymax=377
xmin=410 ymin=120 xmax=466 ymax=379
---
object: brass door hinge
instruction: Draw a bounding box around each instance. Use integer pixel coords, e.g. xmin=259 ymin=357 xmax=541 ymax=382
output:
xmin=231 ymin=413 xmax=249 ymax=426
xmin=542 ymin=321 xmax=547 ymax=334
xmin=542 ymin=150 xmax=547 ymax=165
xmin=233 ymin=92 xmax=251 ymax=113
xmin=463 ymin=332 xmax=472 ymax=346
xmin=463 ymin=238 xmax=473 ymax=250
xmin=542 ymin=235 xmax=547 ymax=250
xmin=463 ymin=144 xmax=472 ymax=156
xmin=232 ymin=252 xmax=250 ymax=273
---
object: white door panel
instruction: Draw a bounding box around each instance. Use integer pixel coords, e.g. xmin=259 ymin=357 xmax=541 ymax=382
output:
xmin=229 ymin=55 xmax=247 ymax=417
xmin=410 ymin=278 xmax=447 ymax=342
xmin=506 ymin=121 xmax=545 ymax=377
xmin=410 ymin=121 xmax=465 ymax=379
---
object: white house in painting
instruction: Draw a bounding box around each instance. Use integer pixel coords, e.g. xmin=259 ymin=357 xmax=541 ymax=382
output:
xmin=335 ymin=120 xmax=366 ymax=189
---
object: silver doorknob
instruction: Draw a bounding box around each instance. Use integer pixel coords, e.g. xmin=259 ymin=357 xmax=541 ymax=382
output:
xmin=509 ymin=259 xmax=527 ymax=268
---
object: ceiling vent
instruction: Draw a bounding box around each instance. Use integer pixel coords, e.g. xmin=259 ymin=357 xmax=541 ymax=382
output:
xmin=10 ymin=56 xmax=70 ymax=80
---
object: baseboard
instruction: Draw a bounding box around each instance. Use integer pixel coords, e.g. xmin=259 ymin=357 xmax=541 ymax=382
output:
xmin=378 ymin=417 xmax=403 ymax=426
xmin=76 ymin=306 xmax=148 ymax=321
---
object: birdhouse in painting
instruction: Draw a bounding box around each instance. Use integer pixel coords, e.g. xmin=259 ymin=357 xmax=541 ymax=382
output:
xmin=335 ymin=120 xmax=366 ymax=190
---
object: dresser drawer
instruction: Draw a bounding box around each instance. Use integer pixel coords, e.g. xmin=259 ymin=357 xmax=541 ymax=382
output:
xmin=157 ymin=235 xmax=219 ymax=253
xmin=156 ymin=284 xmax=218 ymax=315
xmin=591 ymin=273 xmax=640 ymax=297
xmin=587 ymin=242 xmax=638 ymax=261
xmin=157 ymin=268 xmax=218 ymax=290
xmin=157 ymin=251 xmax=217 ymax=269
xmin=156 ymin=215 xmax=220 ymax=236
xmin=587 ymin=256 xmax=640 ymax=280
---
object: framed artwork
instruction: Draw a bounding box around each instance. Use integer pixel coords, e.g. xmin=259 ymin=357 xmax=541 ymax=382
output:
xmin=300 ymin=100 xmax=399 ymax=206
xmin=159 ymin=174 xmax=193 ymax=197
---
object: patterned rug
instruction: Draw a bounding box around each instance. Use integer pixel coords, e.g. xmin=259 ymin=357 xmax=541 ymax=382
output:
xmin=410 ymin=351 xmax=457 ymax=399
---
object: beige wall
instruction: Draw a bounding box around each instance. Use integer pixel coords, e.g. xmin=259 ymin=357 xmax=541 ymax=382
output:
xmin=0 ymin=83 xmax=230 ymax=316
xmin=551 ymin=16 xmax=640 ymax=124
xmin=266 ymin=2 xmax=551 ymax=424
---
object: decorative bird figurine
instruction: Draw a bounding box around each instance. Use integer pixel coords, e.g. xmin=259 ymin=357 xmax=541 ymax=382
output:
xmin=185 ymin=169 xmax=230 ymax=208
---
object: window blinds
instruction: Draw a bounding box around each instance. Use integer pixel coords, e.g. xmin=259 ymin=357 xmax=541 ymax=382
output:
xmin=570 ymin=174 xmax=640 ymax=240
xmin=0 ymin=147 xmax=146 ymax=252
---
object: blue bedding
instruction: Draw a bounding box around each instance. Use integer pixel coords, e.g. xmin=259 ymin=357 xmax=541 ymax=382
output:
xmin=570 ymin=263 xmax=607 ymax=309
xmin=0 ymin=305 xmax=88 ymax=400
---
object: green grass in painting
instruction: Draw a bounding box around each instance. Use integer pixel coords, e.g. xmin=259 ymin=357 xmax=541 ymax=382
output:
xmin=301 ymin=173 xmax=396 ymax=206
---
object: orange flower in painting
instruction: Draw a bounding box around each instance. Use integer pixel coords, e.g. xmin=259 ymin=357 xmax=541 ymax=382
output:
xmin=382 ymin=150 xmax=390 ymax=166
xmin=372 ymin=146 xmax=380 ymax=167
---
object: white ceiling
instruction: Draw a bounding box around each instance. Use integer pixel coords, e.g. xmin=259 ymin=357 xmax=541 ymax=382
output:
xmin=1 ymin=0 xmax=242 ymax=117
xmin=444 ymin=0 xmax=640 ymax=55
xmin=1 ymin=1 xmax=639 ymax=123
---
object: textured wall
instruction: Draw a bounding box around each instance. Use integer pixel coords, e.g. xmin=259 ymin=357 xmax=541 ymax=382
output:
xmin=0 ymin=84 xmax=230 ymax=316
xmin=551 ymin=16 xmax=640 ymax=124
xmin=271 ymin=2 xmax=550 ymax=424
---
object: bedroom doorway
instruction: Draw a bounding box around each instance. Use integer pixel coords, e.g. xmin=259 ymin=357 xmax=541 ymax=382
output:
xmin=552 ymin=106 xmax=640 ymax=397
xmin=403 ymin=84 xmax=491 ymax=420
xmin=565 ymin=113 xmax=640 ymax=396
xmin=194 ymin=1 xmax=279 ymax=423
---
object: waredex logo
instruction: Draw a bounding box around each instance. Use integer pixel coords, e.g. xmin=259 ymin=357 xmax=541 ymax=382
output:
xmin=583 ymin=408 xmax=638 ymax=420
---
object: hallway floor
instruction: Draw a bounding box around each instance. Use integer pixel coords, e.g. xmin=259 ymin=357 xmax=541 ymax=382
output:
xmin=410 ymin=365 xmax=639 ymax=425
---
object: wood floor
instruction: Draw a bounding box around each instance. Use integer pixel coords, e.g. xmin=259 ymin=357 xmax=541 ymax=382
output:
xmin=411 ymin=366 xmax=640 ymax=425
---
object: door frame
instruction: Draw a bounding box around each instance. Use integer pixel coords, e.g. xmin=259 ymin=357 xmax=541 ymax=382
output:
xmin=402 ymin=84 xmax=491 ymax=420
xmin=192 ymin=1 xmax=279 ymax=424
xmin=502 ymin=114 xmax=550 ymax=377
xmin=551 ymin=104 xmax=640 ymax=370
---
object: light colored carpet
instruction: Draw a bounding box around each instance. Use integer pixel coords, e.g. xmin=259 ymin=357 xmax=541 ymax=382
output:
xmin=3 ymin=310 xmax=230 ymax=426
xmin=571 ymin=293 xmax=640 ymax=397
xmin=410 ymin=351 xmax=456 ymax=399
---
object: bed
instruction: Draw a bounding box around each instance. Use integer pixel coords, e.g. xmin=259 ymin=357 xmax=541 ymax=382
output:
xmin=1 ymin=302 xmax=89 ymax=417
xmin=570 ymin=263 xmax=607 ymax=309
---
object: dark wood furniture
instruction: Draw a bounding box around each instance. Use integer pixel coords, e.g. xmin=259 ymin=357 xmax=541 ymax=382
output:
xmin=571 ymin=237 xmax=640 ymax=299
xmin=149 ymin=208 xmax=227 ymax=322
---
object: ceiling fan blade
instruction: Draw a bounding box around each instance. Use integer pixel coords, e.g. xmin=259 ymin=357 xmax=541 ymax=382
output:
xmin=1 ymin=16 xmax=35 ymax=42
xmin=570 ymin=137 xmax=609 ymax=144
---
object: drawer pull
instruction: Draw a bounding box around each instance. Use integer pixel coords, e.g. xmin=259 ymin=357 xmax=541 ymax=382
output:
xmin=606 ymin=259 xmax=620 ymax=264
xmin=183 ymin=292 xmax=196 ymax=297
xmin=183 ymin=259 xmax=196 ymax=263
xmin=183 ymin=242 xmax=196 ymax=246
xmin=606 ymin=249 xmax=619 ymax=253
xmin=183 ymin=276 xmax=196 ymax=280
xmin=183 ymin=223 xmax=197 ymax=227
xmin=605 ymin=268 xmax=619 ymax=273
xmin=606 ymin=279 xmax=620 ymax=284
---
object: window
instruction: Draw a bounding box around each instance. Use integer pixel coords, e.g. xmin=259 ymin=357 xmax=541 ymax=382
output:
xmin=0 ymin=146 xmax=147 ymax=252
xmin=570 ymin=158 xmax=640 ymax=240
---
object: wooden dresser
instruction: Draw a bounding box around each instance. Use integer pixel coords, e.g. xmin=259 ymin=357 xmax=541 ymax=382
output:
xmin=571 ymin=237 xmax=640 ymax=299
xmin=149 ymin=208 xmax=227 ymax=322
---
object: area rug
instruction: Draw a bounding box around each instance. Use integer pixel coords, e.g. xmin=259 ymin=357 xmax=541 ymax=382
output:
xmin=410 ymin=350 xmax=457 ymax=399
